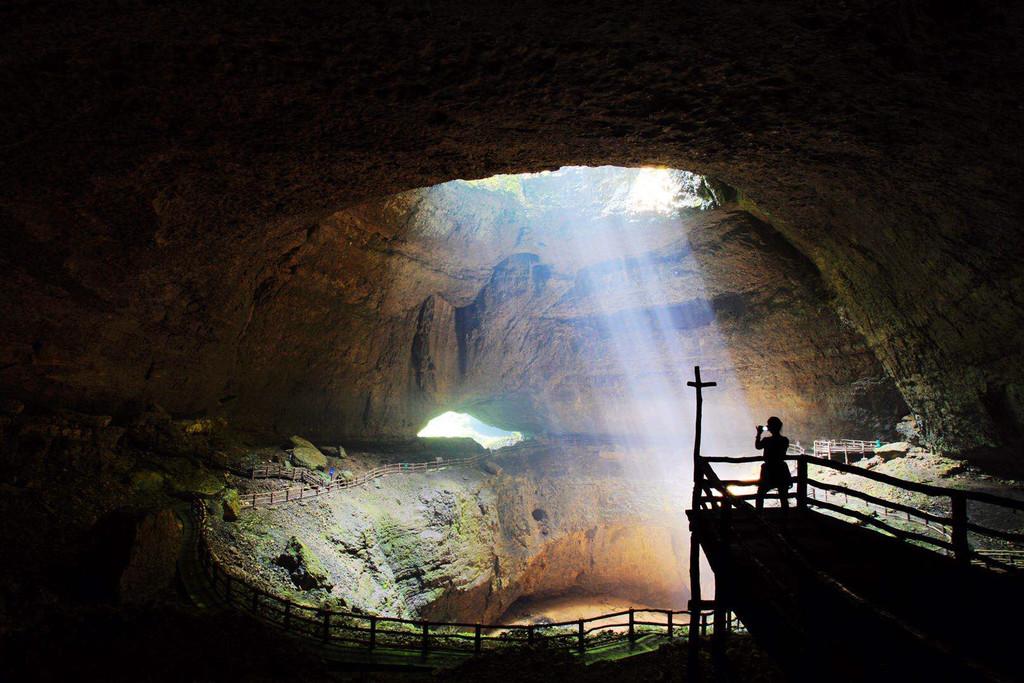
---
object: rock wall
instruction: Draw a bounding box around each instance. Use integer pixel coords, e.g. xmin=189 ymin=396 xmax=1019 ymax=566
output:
xmin=2 ymin=1 xmax=1022 ymax=468
xmin=215 ymin=176 xmax=907 ymax=447
xmin=213 ymin=440 xmax=691 ymax=622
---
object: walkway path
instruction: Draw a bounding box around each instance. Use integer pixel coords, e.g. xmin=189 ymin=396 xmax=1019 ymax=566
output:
xmin=238 ymin=453 xmax=489 ymax=508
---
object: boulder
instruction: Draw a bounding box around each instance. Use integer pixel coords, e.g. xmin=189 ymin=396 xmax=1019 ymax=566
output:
xmin=274 ymin=536 xmax=332 ymax=590
xmin=321 ymin=445 xmax=348 ymax=458
xmin=164 ymin=460 xmax=226 ymax=498
xmin=221 ymin=489 xmax=242 ymax=521
xmin=481 ymin=460 xmax=503 ymax=476
xmin=289 ymin=435 xmax=327 ymax=470
xmin=875 ymin=441 xmax=912 ymax=461
xmin=129 ymin=469 xmax=165 ymax=494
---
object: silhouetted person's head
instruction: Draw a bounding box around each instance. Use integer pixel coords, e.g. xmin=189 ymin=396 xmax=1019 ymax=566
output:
xmin=766 ymin=416 xmax=782 ymax=435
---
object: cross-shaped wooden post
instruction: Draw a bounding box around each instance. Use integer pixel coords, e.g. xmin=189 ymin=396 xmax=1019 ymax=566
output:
xmin=686 ymin=365 xmax=716 ymax=666
xmin=687 ymin=365 xmax=717 ymax=465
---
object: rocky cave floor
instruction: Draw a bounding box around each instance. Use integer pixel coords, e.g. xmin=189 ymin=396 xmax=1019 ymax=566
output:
xmin=207 ymin=436 xmax=692 ymax=625
xmin=1 ymin=404 xmax=1022 ymax=680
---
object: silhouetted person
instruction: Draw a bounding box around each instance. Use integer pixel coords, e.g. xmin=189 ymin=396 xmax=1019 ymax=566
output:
xmin=755 ymin=416 xmax=792 ymax=511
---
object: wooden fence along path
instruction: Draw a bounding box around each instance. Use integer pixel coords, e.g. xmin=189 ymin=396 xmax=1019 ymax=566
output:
xmin=240 ymin=453 xmax=490 ymax=509
xmin=812 ymin=438 xmax=881 ymax=463
xmin=192 ymin=501 xmax=719 ymax=658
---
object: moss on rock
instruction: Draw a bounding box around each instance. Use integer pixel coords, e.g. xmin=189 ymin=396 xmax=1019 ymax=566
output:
xmin=275 ymin=536 xmax=332 ymax=591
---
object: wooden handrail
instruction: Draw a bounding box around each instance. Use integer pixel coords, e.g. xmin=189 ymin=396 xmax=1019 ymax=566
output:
xmin=693 ymin=459 xmax=1007 ymax=681
xmin=240 ymin=452 xmax=492 ymax=509
xmin=699 ymin=451 xmax=1024 ymax=570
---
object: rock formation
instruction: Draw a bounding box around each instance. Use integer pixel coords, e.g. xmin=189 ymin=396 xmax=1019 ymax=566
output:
xmin=210 ymin=439 xmax=691 ymax=622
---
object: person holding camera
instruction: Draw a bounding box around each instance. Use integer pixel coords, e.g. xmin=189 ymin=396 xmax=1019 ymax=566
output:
xmin=755 ymin=416 xmax=792 ymax=512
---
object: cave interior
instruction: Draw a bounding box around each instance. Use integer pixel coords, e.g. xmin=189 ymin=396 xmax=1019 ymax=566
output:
xmin=2 ymin=1 xmax=1024 ymax=681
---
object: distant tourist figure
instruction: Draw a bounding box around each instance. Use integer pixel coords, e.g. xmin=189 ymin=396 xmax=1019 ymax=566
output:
xmin=755 ymin=416 xmax=792 ymax=511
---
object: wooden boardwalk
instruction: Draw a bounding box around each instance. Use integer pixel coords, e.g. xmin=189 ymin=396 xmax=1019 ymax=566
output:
xmin=688 ymin=454 xmax=1024 ymax=682
xmin=692 ymin=506 xmax=1024 ymax=681
xmin=679 ymin=365 xmax=1024 ymax=682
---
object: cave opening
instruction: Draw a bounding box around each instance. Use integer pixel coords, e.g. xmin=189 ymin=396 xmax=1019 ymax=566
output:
xmin=192 ymin=164 xmax=915 ymax=629
xmin=417 ymin=410 xmax=523 ymax=450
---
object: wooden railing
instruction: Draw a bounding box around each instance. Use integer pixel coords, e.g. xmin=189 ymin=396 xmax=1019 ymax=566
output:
xmin=240 ymin=454 xmax=490 ymax=509
xmin=193 ymin=501 xmax=727 ymax=657
xmin=812 ymin=439 xmax=881 ymax=463
xmin=692 ymin=455 xmax=1021 ymax=681
xmin=697 ymin=454 xmax=1024 ymax=571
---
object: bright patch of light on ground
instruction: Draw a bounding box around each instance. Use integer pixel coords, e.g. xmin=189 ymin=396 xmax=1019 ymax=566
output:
xmin=418 ymin=411 xmax=523 ymax=450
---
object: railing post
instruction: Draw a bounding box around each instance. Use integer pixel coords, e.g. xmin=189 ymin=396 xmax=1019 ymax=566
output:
xmin=951 ymin=492 xmax=970 ymax=566
xmin=797 ymin=455 xmax=808 ymax=509
xmin=421 ymin=621 xmax=429 ymax=657
xmin=321 ymin=611 xmax=330 ymax=643
xmin=667 ymin=611 xmax=673 ymax=638
xmin=578 ymin=619 xmax=585 ymax=653
xmin=284 ymin=602 xmax=292 ymax=628
xmin=628 ymin=608 xmax=635 ymax=647
xmin=369 ymin=616 xmax=377 ymax=651
xmin=474 ymin=624 xmax=482 ymax=654
xmin=528 ymin=624 xmax=535 ymax=645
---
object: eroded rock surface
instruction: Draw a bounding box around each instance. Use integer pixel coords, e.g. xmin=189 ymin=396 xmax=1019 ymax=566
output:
xmin=210 ymin=439 xmax=691 ymax=622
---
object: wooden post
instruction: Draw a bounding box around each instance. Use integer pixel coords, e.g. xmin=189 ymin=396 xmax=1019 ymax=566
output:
xmin=321 ymin=611 xmax=330 ymax=643
xmin=369 ymin=616 xmax=377 ymax=651
xmin=628 ymin=608 xmax=635 ymax=647
xmin=474 ymin=624 xmax=482 ymax=654
xmin=797 ymin=455 xmax=808 ymax=509
xmin=284 ymin=602 xmax=292 ymax=628
xmin=688 ymin=542 xmax=702 ymax=647
xmin=421 ymin=622 xmax=429 ymax=657
xmin=951 ymin=492 xmax=970 ymax=566
xmin=667 ymin=611 xmax=674 ymax=638
xmin=578 ymin=620 xmax=585 ymax=653
xmin=528 ymin=625 xmax=535 ymax=645
xmin=686 ymin=366 xmax=715 ymax=678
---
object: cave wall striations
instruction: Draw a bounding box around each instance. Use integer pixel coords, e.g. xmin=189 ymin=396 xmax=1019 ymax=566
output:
xmin=223 ymin=179 xmax=907 ymax=446
xmin=2 ymin=1 xmax=1023 ymax=465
